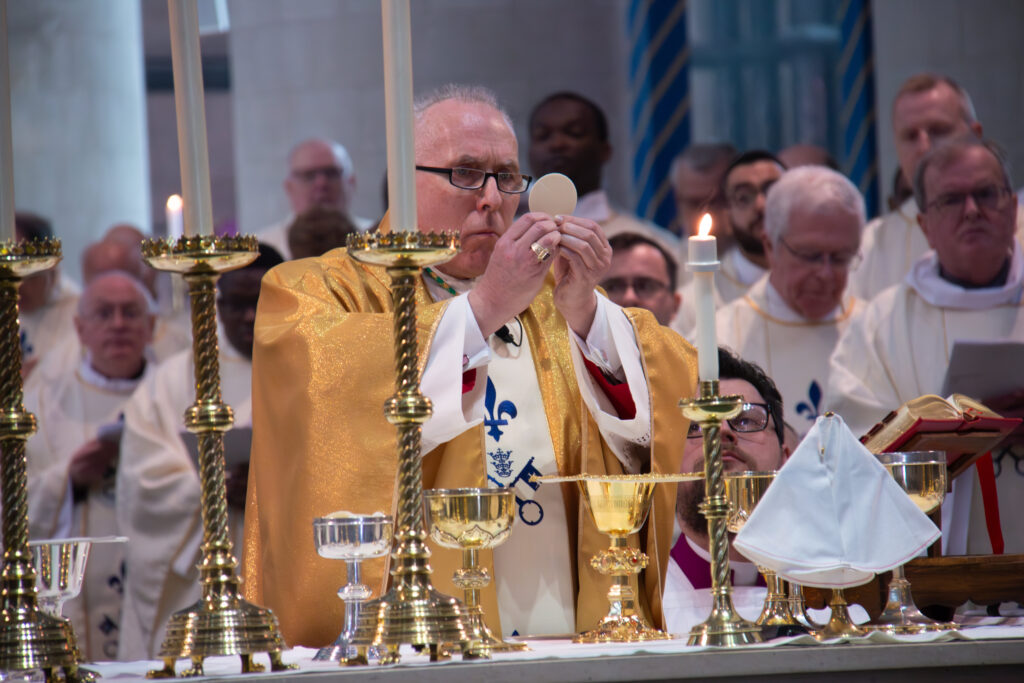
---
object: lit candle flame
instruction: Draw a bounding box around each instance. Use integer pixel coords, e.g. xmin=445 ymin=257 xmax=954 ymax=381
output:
xmin=166 ymin=194 xmax=183 ymax=211
xmin=698 ymin=213 xmax=713 ymax=237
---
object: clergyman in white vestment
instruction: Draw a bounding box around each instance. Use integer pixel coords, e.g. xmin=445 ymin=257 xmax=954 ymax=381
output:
xmin=716 ymin=166 xmax=866 ymax=436
xmin=25 ymin=272 xmax=156 ymax=661
xmin=825 ymin=138 xmax=1024 ymax=556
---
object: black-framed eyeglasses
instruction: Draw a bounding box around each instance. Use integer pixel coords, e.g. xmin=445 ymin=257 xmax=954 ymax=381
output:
xmin=290 ymin=166 xmax=342 ymax=184
xmin=926 ymin=184 xmax=1013 ymax=216
xmin=600 ymin=276 xmax=670 ymax=298
xmin=687 ymin=402 xmax=771 ymax=438
xmin=415 ymin=165 xmax=532 ymax=194
xmin=728 ymin=181 xmax=776 ymax=210
xmin=778 ymin=236 xmax=862 ymax=271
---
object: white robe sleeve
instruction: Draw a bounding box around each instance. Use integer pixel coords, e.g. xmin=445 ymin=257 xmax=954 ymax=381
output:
xmin=421 ymin=292 xmax=651 ymax=473
xmin=568 ymin=295 xmax=652 ymax=473
xmin=420 ymin=294 xmax=490 ymax=455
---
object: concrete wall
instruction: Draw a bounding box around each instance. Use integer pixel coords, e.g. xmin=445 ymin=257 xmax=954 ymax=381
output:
xmin=872 ymin=0 xmax=1024 ymax=195
xmin=228 ymin=0 xmax=635 ymax=232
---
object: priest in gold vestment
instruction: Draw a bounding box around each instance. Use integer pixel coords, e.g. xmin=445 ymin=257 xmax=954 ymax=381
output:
xmin=243 ymin=85 xmax=696 ymax=646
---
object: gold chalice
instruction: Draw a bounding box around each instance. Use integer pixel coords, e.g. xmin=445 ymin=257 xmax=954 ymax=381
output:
xmin=312 ymin=514 xmax=394 ymax=664
xmin=724 ymin=472 xmax=807 ymax=636
xmin=423 ymin=487 xmax=524 ymax=656
xmin=534 ymin=473 xmax=701 ymax=643
xmin=867 ymin=451 xmax=950 ymax=634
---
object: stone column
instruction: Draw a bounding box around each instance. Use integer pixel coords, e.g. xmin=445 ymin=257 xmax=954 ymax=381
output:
xmin=9 ymin=0 xmax=150 ymax=283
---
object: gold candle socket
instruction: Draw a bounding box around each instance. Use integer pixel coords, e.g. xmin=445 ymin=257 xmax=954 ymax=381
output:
xmin=141 ymin=236 xmax=290 ymax=678
xmin=678 ymin=380 xmax=763 ymax=647
xmin=343 ymin=231 xmax=472 ymax=666
xmin=0 ymin=240 xmax=80 ymax=683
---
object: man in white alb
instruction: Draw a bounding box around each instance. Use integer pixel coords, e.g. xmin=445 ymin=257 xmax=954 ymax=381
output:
xmin=846 ymin=73 xmax=1024 ymax=302
xmin=716 ymin=165 xmax=866 ymax=435
xmin=25 ymin=272 xmax=155 ymax=661
xmin=825 ymin=137 xmax=1024 ymax=556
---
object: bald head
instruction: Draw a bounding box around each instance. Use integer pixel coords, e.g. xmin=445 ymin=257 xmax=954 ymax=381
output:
xmin=104 ymin=223 xmax=147 ymax=247
xmin=75 ymin=272 xmax=155 ymax=379
xmin=284 ymin=138 xmax=356 ymax=214
xmin=82 ymin=240 xmax=155 ymax=295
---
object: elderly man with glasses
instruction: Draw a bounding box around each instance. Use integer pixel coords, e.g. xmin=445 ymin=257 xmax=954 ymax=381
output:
xmin=826 ymin=137 xmax=1024 ymax=558
xmin=24 ymin=271 xmax=156 ymax=660
xmin=715 ymin=165 xmax=866 ymax=437
xmin=243 ymin=84 xmax=697 ymax=647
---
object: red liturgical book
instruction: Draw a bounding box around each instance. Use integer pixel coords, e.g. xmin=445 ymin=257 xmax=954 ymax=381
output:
xmin=860 ymin=394 xmax=1021 ymax=479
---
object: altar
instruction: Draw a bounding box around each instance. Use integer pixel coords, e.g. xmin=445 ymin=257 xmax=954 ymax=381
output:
xmin=88 ymin=621 xmax=1024 ymax=682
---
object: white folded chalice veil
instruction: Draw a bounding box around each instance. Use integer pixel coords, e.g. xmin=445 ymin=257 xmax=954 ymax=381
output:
xmin=733 ymin=413 xmax=941 ymax=587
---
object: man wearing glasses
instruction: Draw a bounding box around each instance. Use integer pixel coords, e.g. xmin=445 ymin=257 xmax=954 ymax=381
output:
xmin=254 ymin=138 xmax=374 ymax=259
xmin=673 ymin=151 xmax=786 ymax=339
xmin=826 ymin=137 xmax=1024 ymax=557
xmin=601 ymin=232 xmax=681 ymax=326
xmin=243 ymin=85 xmax=696 ymax=646
xmin=663 ymin=347 xmax=796 ymax=635
xmin=716 ymin=165 xmax=866 ymax=436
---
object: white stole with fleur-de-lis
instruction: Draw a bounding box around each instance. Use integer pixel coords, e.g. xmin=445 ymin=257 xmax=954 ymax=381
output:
xmin=484 ymin=326 xmax=575 ymax=637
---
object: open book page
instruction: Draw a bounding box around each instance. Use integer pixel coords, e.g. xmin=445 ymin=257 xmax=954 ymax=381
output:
xmin=861 ymin=395 xmax=961 ymax=452
xmin=941 ymin=340 xmax=1024 ymax=399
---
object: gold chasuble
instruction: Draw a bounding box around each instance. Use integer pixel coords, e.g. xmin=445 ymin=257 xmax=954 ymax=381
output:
xmin=242 ymin=247 xmax=696 ymax=647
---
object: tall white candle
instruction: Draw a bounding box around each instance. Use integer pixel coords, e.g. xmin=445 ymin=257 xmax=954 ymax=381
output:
xmin=381 ymin=0 xmax=417 ymax=233
xmin=688 ymin=214 xmax=719 ymax=382
xmin=167 ymin=0 xmax=214 ymax=236
xmin=165 ymin=194 xmax=184 ymax=240
xmin=0 ymin=1 xmax=16 ymax=242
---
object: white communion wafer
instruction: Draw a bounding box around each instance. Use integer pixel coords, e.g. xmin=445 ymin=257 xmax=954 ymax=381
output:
xmin=528 ymin=172 xmax=578 ymax=217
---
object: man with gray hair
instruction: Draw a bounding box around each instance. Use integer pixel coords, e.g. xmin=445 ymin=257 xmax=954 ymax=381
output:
xmin=244 ymin=84 xmax=695 ymax=646
xmin=826 ymin=137 xmax=1024 ymax=557
xmin=24 ymin=271 xmax=156 ymax=661
xmin=255 ymin=137 xmax=374 ymax=258
xmin=716 ymin=165 xmax=866 ymax=436
xmin=847 ymin=73 xmax=1023 ymax=301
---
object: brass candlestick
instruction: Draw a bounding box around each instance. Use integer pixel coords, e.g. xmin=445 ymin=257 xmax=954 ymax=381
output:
xmin=142 ymin=236 xmax=290 ymax=678
xmin=678 ymin=380 xmax=763 ymax=646
xmin=0 ymin=239 xmax=80 ymax=683
xmin=343 ymin=231 xmax=471 ymax=666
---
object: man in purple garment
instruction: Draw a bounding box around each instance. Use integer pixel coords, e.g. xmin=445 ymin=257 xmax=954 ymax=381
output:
xmin=663 ymin=347 xmax=788 ymax=634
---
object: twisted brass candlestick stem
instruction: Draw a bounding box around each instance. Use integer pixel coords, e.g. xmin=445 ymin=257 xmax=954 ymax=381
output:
xmin=0 ymin=242 xmax=79 ymax=682
xmin=679 ymin=380 xmax=763 ymax=647
xmin=345 ymin=231 xmax=471 ymax=666
xmin=142 ymin=237 xmax=289 ymax=678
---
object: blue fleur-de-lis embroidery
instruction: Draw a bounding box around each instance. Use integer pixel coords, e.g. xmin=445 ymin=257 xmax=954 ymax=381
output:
xmin=795 ymin=380 xmax=822 ymax=422
xmin=484 ymin=377 xmax=517 ymax=441
xmin=20 ymin=329 xmax=32 ymax=357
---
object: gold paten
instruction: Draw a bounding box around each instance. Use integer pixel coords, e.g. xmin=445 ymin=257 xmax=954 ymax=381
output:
xmin=0 ymin=240 xmax=81 ymax=682
xmin=678 ymin=381 xmax=763 ymax=647
xmin=534 ymin=473 xmax=701 ymax=643
xmin=141 ymin=236 xmax=291 ymax=678
xmin=424 ymin=487 xmax=527 ymax=656
xmin=342 ymin=231 xmax=472 ymax=666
